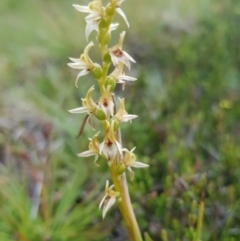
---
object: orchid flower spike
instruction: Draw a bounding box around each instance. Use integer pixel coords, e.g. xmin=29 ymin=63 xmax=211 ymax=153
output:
xmin=108 ymin=31 xmax=135 ymax=70
xmin=99 ymin=120 xmax=122 ymax=165
xmin=68 ymin=42 xmax=102 ymax=87
xmin=99 ymin=180 xmax=120 ymax=219
xmin=77 ymin=132 xmax=101 ymax=166
xmin=114 ymin=98 xmax=138 ymax=123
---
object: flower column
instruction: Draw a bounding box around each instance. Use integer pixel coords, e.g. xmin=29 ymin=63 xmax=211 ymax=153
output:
xmin=68 ymin=1 xmax=148 ymax=240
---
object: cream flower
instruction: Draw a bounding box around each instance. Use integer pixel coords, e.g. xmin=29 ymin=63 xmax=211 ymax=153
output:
xmin=99 ymin=120 xmax=122 ymax=165
xmin=108 ymin=31 xmax=135 ymax=70
xmin=99 ymin=180 xmax=119 ymax=219
xmin=68 ymin=86 xmax=97 ymax=115
xmin=109 ymin=64 xmax=137 ymax=90
xmin=69 ymin=86 xmax=105 ymax=129
xmin=68 ymin=42 xmax=101 ymax=87
xmin=98 ymin=85 xmax=114 ymax=119
xmin=119 ymin=147 xmax=149 ymax=180
xmin=73 ymin=0 xmax=104 ymax=41
xmin=78 ymin=132 xmax=101 ymax=166
xmin=114 ymin=98 xmax=137 ymax=123
xmin=110 ymin=0 xmax=129 ymax=27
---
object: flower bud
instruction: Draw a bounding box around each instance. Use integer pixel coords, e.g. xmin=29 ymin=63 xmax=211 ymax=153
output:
xmin=94 ymin=108 xmax=106 ymax=120
xmin=103 ymin=51 xmax=111 ymax=64
xmin=106 ymin=5 xmax=115 ymax=17
xmin=91 ymin=65 xmax=103 ymax=79
xmin=116 ymin=163 xmax=126 ymax=176
xmin=113 ymin=120 xmax=120 ymax=131
xmin=105 ymin=77 xmax=116 ymax=92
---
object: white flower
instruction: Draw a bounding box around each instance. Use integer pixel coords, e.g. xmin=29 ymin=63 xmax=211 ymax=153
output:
xmin=73 ymin=0 xmax=104 ymax=41
xmin=68 ymin=86 xmax=104 ymax=129
xmin=77 ymin=132 xmax=101 ymax=166
xmin=119 ymin=147 xmax=149 ymax=180
xmin=98 ymin=85 xmax=114 ymax=119
xmin=108 ymin=31 xmax=135 ymax=70
xmin=114 ymin=98 xmax=137 ymax=123
xmin=109 ymin=64 xmax=137 ymax=90
xmin=99 ymin=120 xmax=122 ymax=165
xmin=99 ymin=180 xmax=119 ymax=219
xmin=68 ymin=86 xmax=97 ymax=115
xmin=68 ymin=42 xmax=101 ymax=87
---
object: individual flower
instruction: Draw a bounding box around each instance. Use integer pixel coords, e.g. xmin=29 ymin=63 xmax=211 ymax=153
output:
xmin=117 ymin=147 xmax=149 ymax=180
xmin=110 ymin=0 xmax=129 ymax=27
xmin=69 ymin=85 xmax=97 ymax=115
xmin=73 ymin=0 xmax=104 ymax=41
xmin=108 ymin=31 xmax=135 ymax=70
xmin=68 ymin=42 xmax=101 ymax=87
xmin=108 ymin=63 xmax=137 ymax=90
xmin=99 ymin=120 xmax=122 ymax=165
xmin=69 ymin=86 xmax=105 ymax=128
xmin=98 ymin=85 xmax=114 ymax=119
xmin=77 ymin=132 xmax=101 ymax=166
xmin=99 ymin=180 xmax=119 ymax=219
xmin=114 ymin=98 xmax=137 ymax=123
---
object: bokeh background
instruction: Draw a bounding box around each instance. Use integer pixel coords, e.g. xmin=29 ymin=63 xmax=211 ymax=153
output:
xmin=0 ymin=0 xmax=240 ymax=240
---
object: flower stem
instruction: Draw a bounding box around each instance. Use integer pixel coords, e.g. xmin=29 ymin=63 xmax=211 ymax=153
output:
xmin=110 ymin=165 xmax=143 ymax=241
xmin=109 ymin=120 xmax=143 ymax=241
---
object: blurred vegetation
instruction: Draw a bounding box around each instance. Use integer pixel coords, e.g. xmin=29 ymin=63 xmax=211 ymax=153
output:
xmin=0 ymin=0 xmax=240 ymax=240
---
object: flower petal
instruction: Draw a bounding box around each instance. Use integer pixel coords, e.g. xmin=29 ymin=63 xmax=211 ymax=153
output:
xmin=116 ymin=7 xmax=129 ymax=27
xmin=85 ymin=20 xmax=98 ymax=41
xmin=123 ymin=50 xmax=136 ymax=63
xmin=68 ymin=106 xmax=89 ymax=113
xmin=77 ymin=150 xmax=96 ymax=157
xmin=130 ymin=161 xmax=149 ymax=168
xmin=85 ymin=12 xmax=101 ymax=21
xmin=75 ymin=69 xmax=90 ymax=87
xmin=121 ymin=114 xmax=138 ymax=122
xmin=109 ymin=23 xmax=119 ymax=32
xmin=102 ymin=196 xmax=116 ymax=219
xmin=99 ymin=195 xmax=107 ymax=209
xmin=120 ymin=75 xmax=137 ymax=81
xmin=109 ymin=53 xmax=120 ymax=68
xmin=67 ymin=62 xmax=88 ymax=69
xmin=73 ymin=4 xmax=91 ymax=13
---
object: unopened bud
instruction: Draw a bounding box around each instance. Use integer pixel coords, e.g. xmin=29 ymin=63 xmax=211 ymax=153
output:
xmin=91 ymin=65 xmax=103 ymax=79
xmin=106 ymin=77 xmax=116 ymax=92
xmin=113 ymin=120 xmax=120 ymax=131
xmin=106 ymin=5 xmax=115 ymax=17
xmin=103 ymin=51 xmax=111 ymax=64
xmin=94 ymin=108 xmax=106 ymax=120
xmin=116 ymin=163 xmax=126 ymax=176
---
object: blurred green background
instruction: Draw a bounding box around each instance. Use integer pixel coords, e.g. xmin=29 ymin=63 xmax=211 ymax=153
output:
xmin=0 ymin=0 xmax=240 ymax=240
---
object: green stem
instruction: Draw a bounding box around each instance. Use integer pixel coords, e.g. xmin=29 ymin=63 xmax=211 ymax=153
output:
xmin=110 ymin=164 xmax=143 ymax=241
xmin=109 ymin=125 xmax=143 ymax=241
